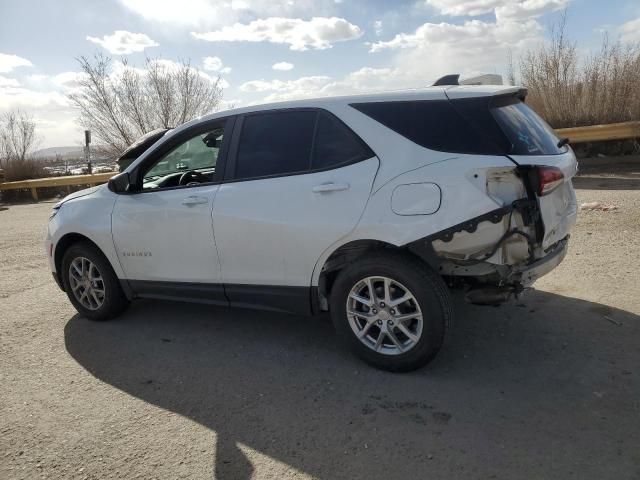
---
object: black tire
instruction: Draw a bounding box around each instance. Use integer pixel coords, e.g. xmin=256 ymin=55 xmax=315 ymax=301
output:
xmin=61 ymin=242 xmax=129 ymax=321
xmin=329 ymin=251 xmax=452 ymax=372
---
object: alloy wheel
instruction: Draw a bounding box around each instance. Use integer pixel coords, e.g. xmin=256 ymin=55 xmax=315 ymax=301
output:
xmin=346 ymin=276 xmax=423 ymax=355
xmin=68 ymin=257 xmax=105 ymax=311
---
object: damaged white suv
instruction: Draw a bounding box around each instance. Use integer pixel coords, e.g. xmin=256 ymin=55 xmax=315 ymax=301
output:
xmin=46 ymin=77 xmax=577 ymax=371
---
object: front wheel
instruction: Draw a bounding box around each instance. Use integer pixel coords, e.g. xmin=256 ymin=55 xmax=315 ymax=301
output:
xmin=61 ymin=242 xmax=129 ymax=321
xmin=330 ymin=252 xmax=452 ymax=372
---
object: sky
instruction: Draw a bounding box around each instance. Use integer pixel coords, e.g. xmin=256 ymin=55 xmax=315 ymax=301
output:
xmin=1 ymin=0 xmax=639 ymax=149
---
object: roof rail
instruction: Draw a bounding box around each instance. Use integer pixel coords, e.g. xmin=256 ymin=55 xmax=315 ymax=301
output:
xmin=432 ymin=74 xmax=460 ymax=86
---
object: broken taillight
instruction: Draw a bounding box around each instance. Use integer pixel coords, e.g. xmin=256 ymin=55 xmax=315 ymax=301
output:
xmin=537 ymin=166 xmax=564 ymax=196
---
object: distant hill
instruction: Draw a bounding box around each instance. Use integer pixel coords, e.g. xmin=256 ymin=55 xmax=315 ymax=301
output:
xmin=32 ymin=146 xmax=84 ymax=160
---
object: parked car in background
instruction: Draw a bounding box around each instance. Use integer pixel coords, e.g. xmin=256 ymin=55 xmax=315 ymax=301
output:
xmin=46 ymin=77 xmax=578 ymax=371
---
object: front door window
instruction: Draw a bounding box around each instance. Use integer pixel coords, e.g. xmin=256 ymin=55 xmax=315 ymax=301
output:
xmin=142 ymin=122 xmax=226 ymax=190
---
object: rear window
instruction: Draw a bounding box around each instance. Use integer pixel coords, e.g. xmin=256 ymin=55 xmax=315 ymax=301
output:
xmin=489 ymin=96 xmax=566 ymax=155
xmin=353 ymin=96 xmax=565 ymax=157
xmin=351 ymin=100 xmax=502 ymax=155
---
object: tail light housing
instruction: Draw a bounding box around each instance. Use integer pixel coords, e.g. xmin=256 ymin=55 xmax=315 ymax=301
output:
xmin=537 ymin=166 xmax=564 ymax=196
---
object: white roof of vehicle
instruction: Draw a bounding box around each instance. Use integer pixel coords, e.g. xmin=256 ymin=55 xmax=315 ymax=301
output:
xmin=198 ymin=84 xmax=523 ymax=123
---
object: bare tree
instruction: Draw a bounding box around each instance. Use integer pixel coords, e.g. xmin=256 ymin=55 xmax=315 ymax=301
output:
xmin=68 ymin=54 xmax=224 ymax=157
xmin=0 ymin=109 xmax=40 ymax=167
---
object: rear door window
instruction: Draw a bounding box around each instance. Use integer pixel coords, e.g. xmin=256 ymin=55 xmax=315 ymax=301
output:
xmin=235 ymin=110 xmax=316 ymax=179
xmin=489 ymin=96 xmax=566 ymax=155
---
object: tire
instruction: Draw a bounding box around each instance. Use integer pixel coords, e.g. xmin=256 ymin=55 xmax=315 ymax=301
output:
xmin=61 ymin=242 xmax=129 ymax=321
xmin=329 ymin=251 xmax=452 ymax=372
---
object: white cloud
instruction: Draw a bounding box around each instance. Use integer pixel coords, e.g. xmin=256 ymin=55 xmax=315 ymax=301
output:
xmin=0 ymin=53 xmax=33 ymax=73
xmin=203 ymin=56 xmax=223 ymax=71
xmin=118 ymin=0 xmax=337 ymax=27
xmin=86 ymin=30 xmax=159 ymax=55
xmin=240 ymin=76 xmax=332 ymax=94
xmin=0 ymin=75 xmax=20 ymax=88
xmin=619 ymin=18 xmax=640 ymax=43
xmin=374 ymin=20 xmax=383 ymax=36
xmin=425 ymin=0 xmax=507 ymax=16
xmin=192 ymin=17 xmax=362 ymax=51
xmin=241 ymin=67 xmax=415 ymax=104
xmin=424 ymin=0 xmax=569 ymax=19
xmin=272 ymin=61 xmax=294 ymax=71
xmin=364 ymin=0 xmax=567 ymax=91
xmin=231 ymin=0 xmax=250 ymax=9
xmin=369 ymin=18 xmax=540 ymax=53
xmin=495 ymin=0 xmax=569 ymax=20
xmin=203 ymin=56 xmax=231 ymax=74
xmin=27 ymin=74 xmax=48 ymax=83
xmin=51 ymin=71 xmax=88 ymax=89
xmin=119 ymin=0 xmax=220 ymax=26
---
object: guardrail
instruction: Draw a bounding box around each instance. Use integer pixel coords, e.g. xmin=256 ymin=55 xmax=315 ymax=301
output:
xmin=555 ymin=121 xmax=640 ymax=144
xmin=0 ymin=172 xmax=114 ymax=201
xmin=0 ymin=120 xmax=639 ymax=202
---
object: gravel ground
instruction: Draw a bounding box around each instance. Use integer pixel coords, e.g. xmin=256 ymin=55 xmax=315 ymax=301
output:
xmin=1 ymin=178 xmax=639 ymax=479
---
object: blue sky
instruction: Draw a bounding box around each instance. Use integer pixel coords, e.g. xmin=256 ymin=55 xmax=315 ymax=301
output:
xmin=1 ymin=0 xmax=638 ymax=148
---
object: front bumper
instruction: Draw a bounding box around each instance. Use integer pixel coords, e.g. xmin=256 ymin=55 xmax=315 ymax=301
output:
xmin=515 ymin=236 xmax=569 ymax=286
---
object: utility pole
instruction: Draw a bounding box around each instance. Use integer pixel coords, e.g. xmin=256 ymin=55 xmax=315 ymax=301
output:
xmin=84 ymin=130 xmax=92 ymax=174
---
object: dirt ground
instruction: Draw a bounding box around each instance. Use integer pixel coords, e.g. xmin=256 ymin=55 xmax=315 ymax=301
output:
xmin=1 ymin=169 xmax=639 ymax=479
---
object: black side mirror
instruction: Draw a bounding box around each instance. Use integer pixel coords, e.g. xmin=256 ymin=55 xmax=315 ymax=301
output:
xmin=107 ymin=172 xmax=131 ymax=194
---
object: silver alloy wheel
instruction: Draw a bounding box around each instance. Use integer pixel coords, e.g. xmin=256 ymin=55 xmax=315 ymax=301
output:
xmin=346 ymin=276 xmax=423 ymax=355
xmin=68 ymin=257 xmax=105 ymax=311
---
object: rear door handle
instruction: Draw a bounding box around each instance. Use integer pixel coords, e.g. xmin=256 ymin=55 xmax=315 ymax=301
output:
xmin=182 ymin=195 xmax=209 ymax=206
xmin=312 ymin=182 xmax=350 ymax=193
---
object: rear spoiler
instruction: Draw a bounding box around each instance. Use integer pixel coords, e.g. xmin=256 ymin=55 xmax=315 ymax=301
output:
xmin=432 ymin=73 xmax=526 ymax=101
xmin=444 ymin=86 xmax=528 ymax=101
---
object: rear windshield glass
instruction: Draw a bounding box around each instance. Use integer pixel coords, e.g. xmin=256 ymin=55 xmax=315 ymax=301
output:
xmin=489 ymin=97 xmax=565 ymax=155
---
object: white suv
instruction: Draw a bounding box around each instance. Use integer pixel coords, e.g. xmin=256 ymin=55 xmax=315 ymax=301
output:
xmin=46 ymin=80 xmax=578 ymax=371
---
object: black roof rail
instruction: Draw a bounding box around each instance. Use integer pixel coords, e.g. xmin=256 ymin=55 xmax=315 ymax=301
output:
xmin=432 ymin=74 xmax=460 ymax=86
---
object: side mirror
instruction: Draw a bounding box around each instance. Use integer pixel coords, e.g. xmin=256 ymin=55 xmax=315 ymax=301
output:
xmin=107 ymin=172 xmax=131 ymax=194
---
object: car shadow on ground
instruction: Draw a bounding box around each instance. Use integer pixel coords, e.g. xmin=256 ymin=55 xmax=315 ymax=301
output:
xmin=64 ymin=290 xmax=640 ymax=479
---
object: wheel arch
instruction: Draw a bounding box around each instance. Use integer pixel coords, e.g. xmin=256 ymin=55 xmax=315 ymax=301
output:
xmin=53 ymin=233 xmax=130 ymax=299
xmin=312 ymin=237 xmax=441 ymax=312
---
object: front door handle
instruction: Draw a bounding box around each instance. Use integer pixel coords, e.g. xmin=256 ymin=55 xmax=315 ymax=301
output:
xmin=312 ymin=182 xmax=350 ymax=193
xmin=182 ymin=195 xmax=209 ymax=206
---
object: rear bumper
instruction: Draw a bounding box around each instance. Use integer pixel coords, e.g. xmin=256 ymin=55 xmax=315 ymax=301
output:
xmin=515 ymin=236 xmax=569 ymax=286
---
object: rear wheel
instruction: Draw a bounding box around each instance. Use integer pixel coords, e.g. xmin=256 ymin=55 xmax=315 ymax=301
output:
xmin=330 ymin=252 xmax=452 ymax=372
xmin=61 ymin=242 xmax=129 ymax=321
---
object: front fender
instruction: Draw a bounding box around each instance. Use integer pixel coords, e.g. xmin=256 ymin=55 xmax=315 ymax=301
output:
xmin=47 ymin=187 xmax=124 ymax=280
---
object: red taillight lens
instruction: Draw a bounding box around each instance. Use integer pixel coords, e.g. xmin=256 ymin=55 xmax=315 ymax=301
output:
xmin=537 ymin=166 xmax=564 ymax=196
